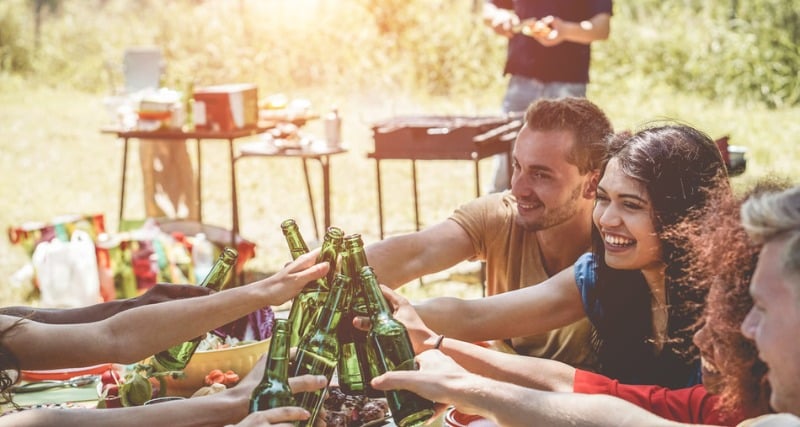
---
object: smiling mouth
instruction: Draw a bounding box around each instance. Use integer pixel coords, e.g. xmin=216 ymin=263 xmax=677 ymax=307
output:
xmin=517 ymin=201 xmax=541 ymax=211
xmin=700 ymin=356 xmax=719 ymax=374
xmin=604 ymin=234 xmax=636 ymax=248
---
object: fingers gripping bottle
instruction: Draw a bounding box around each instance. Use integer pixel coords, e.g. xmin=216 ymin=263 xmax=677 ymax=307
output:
xmin=283 ymin=223 xmax=343 ymax=349
xmin=291 ymin=273 xmax=352 ymax=427
xmin=249 ymin=319 xmax=297 ymax=424
xmin=337 ymin=234 xmax=381 ymax=397
xmin=362 ymin=266 xmax=435 ymax=427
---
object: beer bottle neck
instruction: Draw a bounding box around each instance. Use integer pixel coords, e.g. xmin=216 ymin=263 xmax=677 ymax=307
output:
xmin=200 ymin=247 xmax=238 ymax=291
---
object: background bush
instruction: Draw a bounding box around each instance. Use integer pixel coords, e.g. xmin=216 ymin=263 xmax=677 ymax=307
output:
xmin=2 ymin=0 xmax=797 ymax=108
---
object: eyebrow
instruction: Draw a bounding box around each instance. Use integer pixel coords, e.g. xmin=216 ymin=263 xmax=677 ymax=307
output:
xmin=596 ymin=185 xmax=649 ymax=203
xmin=513 ymin=155 xmax=556 ymax=173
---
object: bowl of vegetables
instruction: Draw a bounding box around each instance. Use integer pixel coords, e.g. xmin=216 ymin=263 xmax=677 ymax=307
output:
xmin=163 ymin=336 xmax=271 ymax=397
xmin=163 ymin=307 xmax=275 ymax=397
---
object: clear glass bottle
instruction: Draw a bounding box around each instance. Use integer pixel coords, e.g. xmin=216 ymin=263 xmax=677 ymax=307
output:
xmin=362 ymin=266 xmax=435 ymax=427
xmin=152 ymin=247 xmax=238 ymax=371
xmin=249 ymin=319 xmax=297 ymax=421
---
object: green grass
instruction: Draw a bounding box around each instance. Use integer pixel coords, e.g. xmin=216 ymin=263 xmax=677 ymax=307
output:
xmin=1 ymin=0 xmax=799 ymax=307
xmin=2 ymin=78 xmax=798 ymax=307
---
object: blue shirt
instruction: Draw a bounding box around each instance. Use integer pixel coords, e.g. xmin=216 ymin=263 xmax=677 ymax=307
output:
xmin=574 ymin=253 xmax=702 ymax=387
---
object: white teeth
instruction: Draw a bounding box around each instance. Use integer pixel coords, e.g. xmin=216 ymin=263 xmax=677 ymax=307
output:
xmin=604 ymin=234 xmax=635 ymax=246
xmin=700 ymin=357 xmax=719 ymax=374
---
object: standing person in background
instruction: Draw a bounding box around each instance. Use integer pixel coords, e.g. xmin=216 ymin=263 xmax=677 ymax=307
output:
xmin=121 ymin=48 xmax=198 ymax=222
xmin=139 ymin=141 xmax=198 ymax=221
xmin=483 ymin=0 xmax=612 ymax=193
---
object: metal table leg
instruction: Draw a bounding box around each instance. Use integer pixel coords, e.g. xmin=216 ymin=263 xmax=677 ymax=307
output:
xmin=375 ymin=159 xmax=384 ymax=239
xmin=196 ymin=138 xmax=204 ymax=223
xmin=230 ymin=145 xmax=245 ymax=286
xmin=411 ymin=159 xmax=420 ymax=231
xmin=118 ymin=137 xmax=130 ymax=230
xmin=313 ymin=155 xmax=333 ymax=233
xmin=473 ymin=158 xmax=481 ymax=198
xmin=301 ymin=158 xmax=320 ymax=241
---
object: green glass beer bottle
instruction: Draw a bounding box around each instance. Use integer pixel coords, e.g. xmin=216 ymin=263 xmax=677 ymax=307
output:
xmin=291 ymin=273 xmax=351 ymax=427
xmin=361 ymin=266 xmax=435 ymax=427
xmin=286 ymin=226 xmax=344 ymax=349
xmin=249 ymin=319 xmax=297 ymax=419
xmin=281 ymin=219 xmax=309 ymax=260
xmin=152 ymin=247 xmax=238 ymax=371
xmin=337 ymin=234 xmax=381 ymax=397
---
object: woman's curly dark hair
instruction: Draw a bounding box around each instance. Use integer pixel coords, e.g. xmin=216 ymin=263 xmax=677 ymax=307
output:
xmin=0 ymin=317 xmax=25 ymax=406
xmin=589 ymin=123 xmax=730 ymax=388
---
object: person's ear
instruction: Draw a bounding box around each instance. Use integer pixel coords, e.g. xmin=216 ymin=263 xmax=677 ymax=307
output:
xmin=583 ymin=170 xmax=600 ymax=198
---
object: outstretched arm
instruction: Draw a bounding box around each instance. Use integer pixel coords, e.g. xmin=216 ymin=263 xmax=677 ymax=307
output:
xmin=372 ymin=351 xmax=690 ymax=427
xmin=365 ymin=220 xmax=475 ymax=289
xmin=0 ymin=283 xmax=212 ymax=324
xmin=0 ymin=354 xmax=327 ymax=427
xmin=0 ymin=250 xmax=328 ymax=370
xmin=412 ymin=266 xmax=586 ymax=343
xmin=368 ymin=285 xmax=575 ymax=392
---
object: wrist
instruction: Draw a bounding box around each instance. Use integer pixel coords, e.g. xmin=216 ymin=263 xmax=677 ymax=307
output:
xmin=423 ymin=334 xmax=445 ymax=351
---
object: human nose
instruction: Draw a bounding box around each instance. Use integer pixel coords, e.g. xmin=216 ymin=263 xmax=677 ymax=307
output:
xmin=596 ymin=202 xmax=621 ymax=228
xmin=740 ymin=308 xmax=758 ymax=340
xmin=510 ymin=169 xmax=529 ymax=196
xmin=693 ymin=323 xmax=708 ymax=348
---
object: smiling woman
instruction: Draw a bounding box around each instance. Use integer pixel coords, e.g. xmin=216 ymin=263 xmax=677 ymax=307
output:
xmin=585 ymin=124 xmax=730 ymax=388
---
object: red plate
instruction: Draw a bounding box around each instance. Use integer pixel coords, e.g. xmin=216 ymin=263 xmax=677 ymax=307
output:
xmin=444 ymin=408 xmax=498 ymax=427
xmin=21 ymin=363 xmax=114 ymax=381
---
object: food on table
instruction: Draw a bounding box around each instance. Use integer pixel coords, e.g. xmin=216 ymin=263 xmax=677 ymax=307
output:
xmin=323 ymin=386 xmax=389 ymax=427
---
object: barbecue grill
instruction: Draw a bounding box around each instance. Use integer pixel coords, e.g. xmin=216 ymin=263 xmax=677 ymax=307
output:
xmin=368 ymin=114 xmax=523 ymax=239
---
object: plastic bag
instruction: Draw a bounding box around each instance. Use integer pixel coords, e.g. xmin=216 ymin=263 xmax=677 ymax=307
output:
xmin=32 ymin=230 xmax=101 ymax=308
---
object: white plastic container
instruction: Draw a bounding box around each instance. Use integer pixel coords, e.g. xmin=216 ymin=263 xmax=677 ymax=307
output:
xmin=192 ymin=232 xmax=215 ymax=284
xmin=324 ymin=107 xmax=341 ymax=147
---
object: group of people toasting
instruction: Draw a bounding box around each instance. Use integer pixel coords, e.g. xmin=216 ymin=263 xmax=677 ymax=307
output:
xmin=0 ymin=96 xmax=798 ymax=427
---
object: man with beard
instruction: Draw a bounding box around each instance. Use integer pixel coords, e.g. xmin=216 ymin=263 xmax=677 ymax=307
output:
xmin=366 ymin=97 xmax=613 ymax=368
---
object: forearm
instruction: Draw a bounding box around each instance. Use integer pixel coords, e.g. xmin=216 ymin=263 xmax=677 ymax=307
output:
xmin=103 ymin=281 xmax=278 ymax=363
xmin=365 ymin=236 xmax=423 ymax=288
xmin=425 ymin=336 xmax=575 ymax=392
xmin=0 ymin=301 xmax=132 ymax=324
xmin=9 ymin=276 xmax=287 ymax=369
xmin=484 ymin=386 xmax=687 ymax=427
xmin=0 ymin=391 xmax=246 ymax=427
xmin=414 ymin=297 xmax=485 ymax=340
xmin=559 ymin=13 xmax=610 ymax=44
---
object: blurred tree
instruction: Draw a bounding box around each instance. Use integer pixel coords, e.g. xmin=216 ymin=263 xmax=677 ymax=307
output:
xmin=30 ymin=0 xmax=61 ymax=50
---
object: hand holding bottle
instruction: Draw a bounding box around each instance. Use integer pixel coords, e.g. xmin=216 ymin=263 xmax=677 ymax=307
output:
xmin=353 ymin=284 xmax=437 ymax=355
xmin=255 ymin=249 xmax=329 ymax=307
xmin=229 ymin=351 xmax=327 ymax=427
xmin=370 ymin=350 xmax=471 ymax=422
